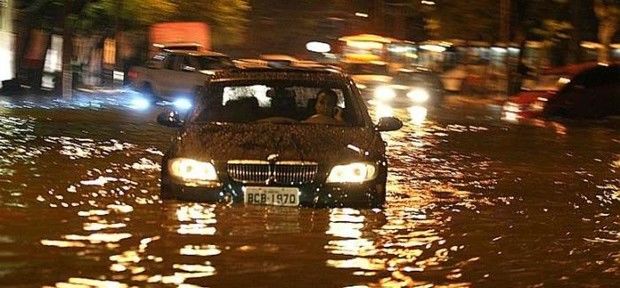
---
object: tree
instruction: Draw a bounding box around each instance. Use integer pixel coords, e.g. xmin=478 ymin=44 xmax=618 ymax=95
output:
xmin=430 ymin=0 xmax=501 ymax=42
xmin=173 ymin=0 xmax=250 ymax=48
xmin=594 ymin=0 xmax=619 ymax=63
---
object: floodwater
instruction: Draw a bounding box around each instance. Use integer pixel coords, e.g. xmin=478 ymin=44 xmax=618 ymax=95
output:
xmin=0 ymin=92 xmax=618 ymax=287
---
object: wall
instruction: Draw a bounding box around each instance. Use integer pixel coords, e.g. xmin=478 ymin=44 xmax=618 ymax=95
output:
xmin=0 ymin=0 xmax=14 ymax=84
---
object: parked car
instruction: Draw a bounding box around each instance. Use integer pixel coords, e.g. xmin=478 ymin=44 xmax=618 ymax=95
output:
xmin=156 ymin=62 xmax=403 ymax=207
xmin=502 ymin=62 xmax=620 ymax=122
xmin=128 ymin=50 xmax=234 ymax=102
xmin=372 ymin=68 xmax=446 ymax=106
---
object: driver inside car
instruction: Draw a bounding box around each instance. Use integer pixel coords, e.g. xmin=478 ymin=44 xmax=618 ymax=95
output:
xmin=303 ymin=89 xmax=344 ymax=125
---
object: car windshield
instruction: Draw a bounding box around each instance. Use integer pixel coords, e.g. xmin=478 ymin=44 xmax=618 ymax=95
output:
xmin=345 ymin=63 xmax=389 ymax=75
xmin=191 ymin=80 xmax=363 ymax=126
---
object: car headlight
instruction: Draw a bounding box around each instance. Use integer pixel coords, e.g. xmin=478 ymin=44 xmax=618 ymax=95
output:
xmin=356 ymin=83 xmax=367 ymax=90
xmin=130 ymin=96 xmax=151 ymax=110
xmin=374 ymin=86 xmax=396 ymax=101
xmin=528 ymin=97 xmax=548 ymax=112
xmin=502 ymin=102 xmax=522 ymax=113
xmin=326 ymin=162 xmax=377 ymax=183
xmin=173 ymin=98 xmax=193 ymax=111
xmin=168 ymin=158 xmax=218 ymax=182
xmin=528 ymin=102 xmax=544 ymax=112
xmin=406 ymin=88 xmax=430 ymax=103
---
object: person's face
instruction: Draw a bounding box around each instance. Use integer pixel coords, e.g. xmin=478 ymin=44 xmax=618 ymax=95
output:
xmin=315 ymin=92 xmax=336 ymax=116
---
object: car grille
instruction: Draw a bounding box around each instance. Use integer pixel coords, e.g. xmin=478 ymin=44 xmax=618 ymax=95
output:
xmin=227 ymin=160 xmax=318 ymax=184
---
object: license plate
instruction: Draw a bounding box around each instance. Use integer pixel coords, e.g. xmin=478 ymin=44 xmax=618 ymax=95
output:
xmin=244 ymin=187 xmax=300 ymax=207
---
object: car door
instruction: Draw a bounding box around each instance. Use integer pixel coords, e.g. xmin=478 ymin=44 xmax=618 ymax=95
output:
xmin=167 ymin=55 xmax=197 ymax=97
xmin=144 ymin=53 xmax=168 ymax=97
xmin=155 ymin=54 xmax=180 ymax=98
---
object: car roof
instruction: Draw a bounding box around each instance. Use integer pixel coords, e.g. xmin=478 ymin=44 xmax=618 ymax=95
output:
xmin=341 ymin=60 xmax=388 ymax=66
xmin=164 ymin=50 xmax=229 ymax=57
xmin=542 ymin=62 xmax=619 ymax=77
xmin=207 ymin=61 xmax=349 ymax=83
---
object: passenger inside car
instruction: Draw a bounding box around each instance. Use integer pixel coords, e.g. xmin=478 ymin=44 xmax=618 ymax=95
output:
xmin=268 ymin=88 xmax=298 ymax=119
xmin=194 ymin=83 xmax=354 ymax=126
xmin=303 ymin=89 xmax=344 ymax=125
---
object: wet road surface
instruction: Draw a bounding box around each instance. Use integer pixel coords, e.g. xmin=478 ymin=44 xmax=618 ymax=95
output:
xmin=0 ymin=92 xmax=618 ymax=287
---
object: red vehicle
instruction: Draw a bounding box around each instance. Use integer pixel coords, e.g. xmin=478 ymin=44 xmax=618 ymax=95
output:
xmin=502 ymin=62 xmax=620 ymax=122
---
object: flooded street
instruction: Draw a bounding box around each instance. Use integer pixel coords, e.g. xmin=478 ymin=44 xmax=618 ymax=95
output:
xmin=0 ymin=93 xmax=618 ymax=287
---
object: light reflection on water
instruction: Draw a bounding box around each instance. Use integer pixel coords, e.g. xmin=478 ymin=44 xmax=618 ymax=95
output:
xmin=0 ymin=94 xmax=619 ymax=287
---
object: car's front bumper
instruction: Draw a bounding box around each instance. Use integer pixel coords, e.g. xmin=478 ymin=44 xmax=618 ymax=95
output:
xmin=163 ymin=178 xmax=386 ymax=208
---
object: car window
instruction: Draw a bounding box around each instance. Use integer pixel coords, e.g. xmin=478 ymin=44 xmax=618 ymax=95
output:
xmin=164 ymin=55 xmax=177 ymax=70
xmin=194 ymin=56 xmax=234 ymax=70
xmin=192 ymin=80 xmax=361 ymax=126
xmin=178 ymin=56 xmax=195 ymax=71
xmin=570 ymin=66 xmax=620 ymax=88
xmin=148 ymin=53 xmax=168 ymax=69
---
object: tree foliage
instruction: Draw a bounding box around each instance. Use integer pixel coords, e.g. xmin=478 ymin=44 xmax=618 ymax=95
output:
xmin=172 ymin=0 xmax=250 ymax=47
xmin=594 ymin=0 xmax=620 ymax=62
xmin=429 ymin=0 xmax=500 ymax=42
xmin=19 ymin=0 xmax=250 ymax=47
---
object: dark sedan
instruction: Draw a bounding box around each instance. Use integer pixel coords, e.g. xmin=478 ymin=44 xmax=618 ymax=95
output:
xmin=157 ymin=65 xmax=402 ymax=207
xmin=502 ymin=62 xmax=619 ymax=122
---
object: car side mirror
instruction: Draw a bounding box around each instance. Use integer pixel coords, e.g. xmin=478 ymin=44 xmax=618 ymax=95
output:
xmin=157 ymin=111 xmax=184 ymax=128
xmin=375 ymin=117 xmax=403 ymax=132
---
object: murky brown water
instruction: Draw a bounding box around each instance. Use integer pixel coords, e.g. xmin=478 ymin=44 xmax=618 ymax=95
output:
xmin=0 ymin=93 xmax=618 ymax=287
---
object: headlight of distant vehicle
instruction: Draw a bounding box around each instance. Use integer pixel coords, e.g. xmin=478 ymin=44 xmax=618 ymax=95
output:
xmin=528 ymin=97 xmax=548 ymax=112
xmin=374 ymin=86 xmax=396 ymax=101
xmin=406 ymin=88 xmax=430 ymax=103
xmin=502 ymin=101 xmax=522 ymax=113
xmin=326 ymin=162 xmax=377 ymax=183
xmin=169 ymin=158 xmax=218 ymax=182
xmin=356 ymin=83 xmax=367 ymax=90
xmin=173 ymin=98 xmax=193 ymax=111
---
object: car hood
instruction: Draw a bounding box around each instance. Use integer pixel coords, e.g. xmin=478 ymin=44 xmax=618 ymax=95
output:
xmin=173 ymin=123 xmax=384 ymax=164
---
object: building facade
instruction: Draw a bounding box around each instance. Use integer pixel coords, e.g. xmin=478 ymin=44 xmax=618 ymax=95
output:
xmin=0 ymin=0 xmax=14 ymax=83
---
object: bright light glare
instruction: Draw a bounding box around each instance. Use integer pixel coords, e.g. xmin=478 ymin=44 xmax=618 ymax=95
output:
xmin=326 ymin=163 xmax=377 ymax=183
xmin=374 ymin=86 xmax=396 ymax=101
xmin=407 ymin=105 xmax=428 ymax=125
xmin=130 ymin=97 xmax=151 ymax=110
xmin=502 ymin=102 xmax=522 ymax=113
xmin=169 ymin=158 xmax=218 ymax=182
xmin=419 ymin=44 xmax=446 ymax=53
xmin=503 ymin=112 xmax=519 ymax=122
xmin=375 ymin=103 xmax=394 ymax=118
xmin=0 ymin=41 xmax=14 ymax=82
xmin=407 ymin=88 xmax=430 ymax=103
xmin=173 ymin=98 xmax=193 ymax=110
xmin=346 ymin=41 xmax=383 ymax=50
xmin=306 ymin=41 xmax=331 ymax=53
xmin=558 ymin=77 xmax=571 ymax=85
